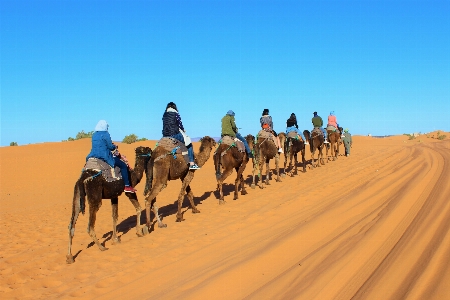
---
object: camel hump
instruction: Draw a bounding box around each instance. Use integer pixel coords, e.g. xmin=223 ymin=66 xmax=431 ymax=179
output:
xmin=84 ymin=158 xmax=122 ymax=182
xmin=326 ymin=125 xmax=337 ymax=131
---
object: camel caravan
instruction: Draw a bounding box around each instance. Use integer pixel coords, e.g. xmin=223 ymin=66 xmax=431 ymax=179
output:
xmin=67 ymin=106 xmax=350 ymax=263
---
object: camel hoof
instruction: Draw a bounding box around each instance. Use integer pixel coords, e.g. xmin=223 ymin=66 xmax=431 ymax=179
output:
xmin=136 ymin=229 xmax=144 ymax=237
xmin=99 ymin=246 xmax=108 ymax=251
xmin=251 ymin=184 xmax=256 ymax=189
xmin=219 ymin=200 xmax=226 ymax=205
xmin=111 ymin=237 xmax=121 ymax=245
xmin=241 ymin=190 xmax=247 ymax=195
xmin=176 ymin=218 xmax=185 ymax=222
xmin=66 ymin=255 xmax=74 ymax=264
xmin=281 ymin=173 xmax=286 ymax=178
xmin=158 ymin=223 xmax=167 ymax=228
xmin=192 ymin=209 xmax=200 ymax=214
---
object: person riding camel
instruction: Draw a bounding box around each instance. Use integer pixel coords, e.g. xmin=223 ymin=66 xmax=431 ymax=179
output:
xmin=311 ymin=111 xmax=329 ymax=144
xmin=286 ymin=113 xmax=309 ymax=145
xmin=86 ymin=120 xmax=136 ymax=193
xmin=327 ymin=111 xmax=344 ymax=137
xmin=260 ymin=108 xmax=283 ymax=153
xmin=221 ymin=110 xmax=253 ymax=158
xmin=162 ymin=102 xmax=200 ymax=170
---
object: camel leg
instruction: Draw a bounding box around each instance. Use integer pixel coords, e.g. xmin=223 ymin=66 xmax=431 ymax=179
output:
xmin=217 ymin=167 xmax=233 ymax=203
xmin=186 ymin=185 xmax=200 ymax=213
xmin=67 ymin=183 xmax=82 ymax=264
xmin=275 ymin=154 xmax=281 ymax=182
xmin=176 ymin=171 xmax=195 ymax=222
xmin=264 ymin=159 xmax=270 ymax=185
xmin=319 ymin=146 xmax=325 ymax=166
xmin=86 ymin=197 xmax=107 ymax=252
xmin=301 ymin=149 xmax=306 ymax=172
xmin=151 ymin=200 xmax=166 ymax=228
xmin=237 ymin=161 xmax=248 ymax=197
xmin=110 ymin=198 xmax=121 ymax=245
xmin=144 ymin=181 xmax=166 ymax=229
xmin=258 ymin=153 xmax=264 ymax=189
xmin=293 ymin=153 xmax=298 ymax=175
xmin=125 ymin=193 xmax=144 ymax=237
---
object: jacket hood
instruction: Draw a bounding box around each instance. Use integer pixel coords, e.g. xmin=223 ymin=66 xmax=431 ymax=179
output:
xmin=95 ymin=120 xmax=109 ymax=131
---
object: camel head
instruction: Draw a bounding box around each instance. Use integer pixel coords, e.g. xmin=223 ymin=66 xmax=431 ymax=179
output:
xmin=198 ymin=136 xmax=217 ymax=151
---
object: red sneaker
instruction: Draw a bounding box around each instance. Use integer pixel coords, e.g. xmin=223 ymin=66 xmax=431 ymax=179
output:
xmin=124 ymin=186 xmax=137 ymax=193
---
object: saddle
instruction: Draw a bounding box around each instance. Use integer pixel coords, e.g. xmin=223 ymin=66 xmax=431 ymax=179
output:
xmin=218 ymin=135 xmax=246 ymax=153
xmin=312 ymin=127 xmax=324 ymax=138
xmin=84 ymin=158 xmax=122 ymax=182
xmin=155 ymin=137 xmax=190 ymax=163
xmin=326 ymin=125 xmax=340 ymax=134
xmin=257 ymin=129 xmax=277 ymax=146
xmin=287 ymin=131 xmax=301 ymax=139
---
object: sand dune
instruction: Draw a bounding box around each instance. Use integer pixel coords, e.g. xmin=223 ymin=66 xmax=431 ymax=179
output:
xmin=1 ymin=132 xmax=449 ymax=299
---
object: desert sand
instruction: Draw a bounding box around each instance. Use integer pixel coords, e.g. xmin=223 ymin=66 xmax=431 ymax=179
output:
xmin=1 ymin=132 xmax=449 ymax=299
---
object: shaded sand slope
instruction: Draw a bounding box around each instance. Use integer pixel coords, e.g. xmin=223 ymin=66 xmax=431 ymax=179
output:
xmin=0 ymin=134 xmax=449 ymax=299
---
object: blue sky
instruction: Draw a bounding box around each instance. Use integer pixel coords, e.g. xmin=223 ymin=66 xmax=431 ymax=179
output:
xmin=1 ymin=0 xmax=449 ymax=146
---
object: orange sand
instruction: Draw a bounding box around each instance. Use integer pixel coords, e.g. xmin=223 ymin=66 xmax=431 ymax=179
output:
xmin=1 ymin=132 xmax=449 ymax=299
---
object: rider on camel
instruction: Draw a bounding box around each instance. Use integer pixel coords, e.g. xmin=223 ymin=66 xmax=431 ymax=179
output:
xmin=311 ymin=111 xmax=329 ymax=144
xmin=260 ymin=108 xmax=283 ymax=153
xmin=286 ymin=113 xmax=309 ymax=145
xmin=221 ymin=110 xmax=253 ymax=158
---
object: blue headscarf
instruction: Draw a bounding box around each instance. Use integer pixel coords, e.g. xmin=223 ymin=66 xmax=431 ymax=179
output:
xmin=330 ymin=111 xmax=335 ymax=116
xmin=227 ymin=110 xmax=235 ymax=116
xmin=95 ymin=120 xmax=109 ymax=131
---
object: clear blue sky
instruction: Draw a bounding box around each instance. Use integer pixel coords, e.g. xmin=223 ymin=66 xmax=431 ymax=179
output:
xmin=1 ymin=0 xmax=449 ymax=146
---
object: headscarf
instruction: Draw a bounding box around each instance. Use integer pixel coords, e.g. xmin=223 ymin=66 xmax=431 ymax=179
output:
xmin=313 ymin=111 xmax=318 ymax=117
xmin=95 ymin=120 xmax=109 ymax=131
xmin=166 ymin=102 xmax=178 ymax=112
xmin=344 ymin=128 xmax=349 ymax=132
xmin=330 ymin=111 xmax=335 ymax=116
xmin=262 ymin=108 xmax=269 ymax=116
xmin=227 ymin=110 xmax=235 ymax=116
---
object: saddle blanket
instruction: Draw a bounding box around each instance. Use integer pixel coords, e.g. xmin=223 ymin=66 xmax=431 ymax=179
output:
xmin=84 ymin=158 xmax=122 ymax=182
xmin=219 ymin=135 xmax=246 ymax=152
xmin=326 ymin=125 xmax=340 ymax=134
xmin=257 ymin=129 xmax=273 ymax=139
xmin=156 ymin=137 xmax=189 ymax=163
xmin=287 ymin=131 xmax=299 ymax=139
xmin=312 ymin=127 xmax=324 ymax=137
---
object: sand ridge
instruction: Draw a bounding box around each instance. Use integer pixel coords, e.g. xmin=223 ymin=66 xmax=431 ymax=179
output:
xmin=1 ymin=132 xmax=449 ymax=299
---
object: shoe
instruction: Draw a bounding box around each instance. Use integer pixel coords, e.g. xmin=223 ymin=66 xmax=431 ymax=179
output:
xmin=124 ymin=186 xmax=137 ymax=193
xmin=248 ymin=152 xmax=254 ymax=158
xmin=189 ymin=164 xmax=201 ymax=170
xmin=305 ymin=141 xmax=309 ymax=145
xmin=346 ymin=154 xmax=349 ymax=157
xmin=278 ymin=148 xmax=284 ymax=153
xmin=324 ymin=140 xmax=329 ymax=144
xmin=341 ymin=135 xmax=345 ymax=138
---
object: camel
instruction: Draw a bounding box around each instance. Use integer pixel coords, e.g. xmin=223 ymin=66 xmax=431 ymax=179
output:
xmin=143 ymin=136 xmax=216 ymax=230
xmin=214 ymin=134 xmax=255 ymax=204
xmin=67 ymin=146 xmax=152 ymax=264
xmin=304 ymin=129 xmax=325 ymax=168
xmin=251 ymin=130 xmax=281 ymax=189
xmin=326 ymin=126 xmax=341 ymax=161
xmin=279 ymin=132 xmax=306 ymax=176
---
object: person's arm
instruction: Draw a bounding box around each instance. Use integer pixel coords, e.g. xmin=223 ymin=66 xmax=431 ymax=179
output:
xmin=231 ymin=117 xmax=238 ymax=133
xmin=319 ymin=117 xmax=323 ymax=127
xmin=103 ymin=132 xmax=116 ymax=151
xmin=176 ymin=113 xmax=185 ymax=131
xmin=269 ymin=116 xmax=274 ymax=129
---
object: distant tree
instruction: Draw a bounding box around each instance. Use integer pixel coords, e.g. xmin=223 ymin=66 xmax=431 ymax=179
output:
xmin=122 ymin=134 xmax=148 ymax=144
xmin=10 ymin=142 xmax=18 ymax=146
xmin=65 ymin=130 xmax=94 ymax=141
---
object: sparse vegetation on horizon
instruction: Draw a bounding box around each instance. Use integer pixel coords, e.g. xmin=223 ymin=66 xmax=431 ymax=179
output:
xmin=10 ymin=142 xmax=18 ymax=146
xmin=122 ymin=134 xmax=148 ymax=144
xmin=63 ymin=130 xmax=94 ymax=142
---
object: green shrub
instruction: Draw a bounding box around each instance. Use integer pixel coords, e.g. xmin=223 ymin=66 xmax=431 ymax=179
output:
xmin=408 ymin=135 xmax=416 ymax=140
xmin=122 ymin=134 xmax=148 ymax=144
xmin=10 ymin=142 xmax=18 ymax=146
xmin=65 ymin=130 xmax=93 ymax=141
xmin=438 ymin=135 xmax=446 ymax=140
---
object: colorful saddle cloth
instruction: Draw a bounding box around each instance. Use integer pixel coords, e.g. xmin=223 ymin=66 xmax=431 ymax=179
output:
xmin=218 ymin=135 xmax=246 ymax=153
xmin=155 ymin=137 xmax=190 ymax=163
xmin=287 ymin=131 xmax=299 ymax=139
xmin=312 ymin=127 xmax=325 ymax=138
xmin=84 ymin=158 xmax=122 ymax=182
xmin=257 ymin=129 xmax=277 ymax=146
xmin=326 ymin=125 xmax=340 ymax=134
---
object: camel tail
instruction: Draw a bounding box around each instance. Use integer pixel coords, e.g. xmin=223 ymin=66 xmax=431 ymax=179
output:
xmin=74 ymin=180 xmax=86 ymax=215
